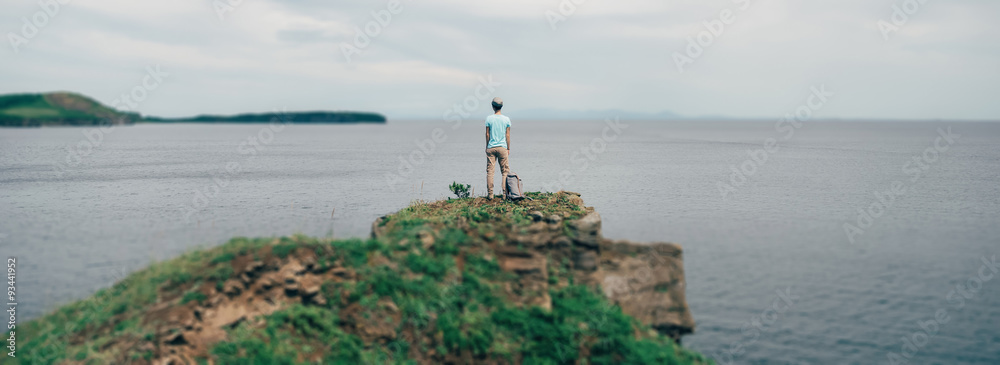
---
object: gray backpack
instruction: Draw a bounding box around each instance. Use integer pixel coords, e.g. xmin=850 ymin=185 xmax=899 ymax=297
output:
xmin=505 ymin=173 xmax=525 ymax=201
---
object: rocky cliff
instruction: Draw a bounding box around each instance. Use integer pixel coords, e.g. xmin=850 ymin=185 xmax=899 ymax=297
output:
xmin=371 ymin=192 xmax=695 ymax=341
xmin=16 ymin=192 xmax=703 ymax=365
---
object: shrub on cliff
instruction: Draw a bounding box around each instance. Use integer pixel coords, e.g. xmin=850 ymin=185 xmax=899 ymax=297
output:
xmin=449 ymin=182 xmax=472 ymax=199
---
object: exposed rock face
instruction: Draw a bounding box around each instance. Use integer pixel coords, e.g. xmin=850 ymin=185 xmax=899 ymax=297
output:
xmin=597 ymin=241 xmax=693 ymax=341
xmin=372 ymin=191 xmax=696 ymax=341
xmin=147 ymin=248 xmax=356 ymax=364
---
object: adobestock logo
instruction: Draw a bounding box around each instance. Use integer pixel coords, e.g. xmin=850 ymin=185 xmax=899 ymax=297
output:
xmin=545 ymin=0 xmax=588 ymax=31
xmin=541 ymin=117 xmax=627 ymax=193
xmin=7 ymin=0 xmax=73 ymax=54
xmin=180 ymin=109 xmax=293 ymax=223
xmin=712 ymin=287 xmax=798 ymax=365
xmin=883 ymin=254 xmax=996 ymax=365
xmin=877 ymin=0 xmax=932 ymax=41
xmin=49 ymin=65 xmax=169 ymax=177
xmin=109 ymin=65 xmax=170 ymax=113
xmin=340 ymin=0 xmax=408 ymax=63
xmin=717 ymin=84 xmax=833 ymax=201
xmin=843 ymin=126 xmax=959 ymax=245
xmin=384 ymin=75 xmax=501 ymax=192
xmin=213 ymin=0 xmax=246 ymax=21
xmin=672 ymin=0 xmax=752 ymax=74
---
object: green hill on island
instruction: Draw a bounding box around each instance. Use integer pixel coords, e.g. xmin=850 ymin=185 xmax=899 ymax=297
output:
xmin=16 ymin=192 xmax=707 ymax=364
xmin=0 ymin=92 xmax=140 ymax=127
xmin=0 ymin=92 xmax=387 ymax=127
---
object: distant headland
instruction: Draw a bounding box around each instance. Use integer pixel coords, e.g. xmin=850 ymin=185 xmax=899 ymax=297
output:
xmin=0 ymin=92 xmax=140 ymax=127
xmin=0 ymin=92 xmax=386 ymax=127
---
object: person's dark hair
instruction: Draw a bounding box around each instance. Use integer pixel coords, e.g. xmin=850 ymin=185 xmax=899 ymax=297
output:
xmin=492 ymin=103 xmax=502 ymax=111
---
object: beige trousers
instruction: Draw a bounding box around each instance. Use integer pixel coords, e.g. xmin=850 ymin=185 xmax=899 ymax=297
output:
xmin=486 ymin=146 xmax=510 ymax=197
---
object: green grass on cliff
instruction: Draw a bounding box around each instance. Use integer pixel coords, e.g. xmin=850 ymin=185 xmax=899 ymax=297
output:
xmin=16 ymin=192 xmax=712 ymax=364
xmin=379 ymin=191 xmax=587 ymax=243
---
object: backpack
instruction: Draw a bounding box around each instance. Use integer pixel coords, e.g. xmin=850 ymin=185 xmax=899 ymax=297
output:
xmin=505 ymin=173 xmax=525 ymax=201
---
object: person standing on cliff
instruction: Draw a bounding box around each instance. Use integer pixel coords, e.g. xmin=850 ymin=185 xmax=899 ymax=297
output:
xmin=485 ymin=97 xmax=511 ymax=200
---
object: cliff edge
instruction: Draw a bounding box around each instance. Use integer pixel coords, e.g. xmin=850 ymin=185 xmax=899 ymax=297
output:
xmin=17 ymin=192 xmax=703 ymax=364
xmin=370 ymin=191 xmax=695 ymax=341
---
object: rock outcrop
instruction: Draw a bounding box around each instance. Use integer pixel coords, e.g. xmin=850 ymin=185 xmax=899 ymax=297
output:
xmin=373 ymin=191 xmax=696 ymax=341
xmin=19 ymin=191 xmax=703 ymax=365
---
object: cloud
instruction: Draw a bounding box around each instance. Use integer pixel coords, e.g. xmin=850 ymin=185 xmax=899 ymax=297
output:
xmin=1 ymin=0 xmax=998 ymax=119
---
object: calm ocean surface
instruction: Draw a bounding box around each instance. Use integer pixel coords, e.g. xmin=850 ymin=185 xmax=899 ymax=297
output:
xmin=1 ymin=120 xmax=998 ymax=364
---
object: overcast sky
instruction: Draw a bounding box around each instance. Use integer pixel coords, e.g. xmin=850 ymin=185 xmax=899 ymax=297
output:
xmin=2 ymin=0 xmax=998 ymax=120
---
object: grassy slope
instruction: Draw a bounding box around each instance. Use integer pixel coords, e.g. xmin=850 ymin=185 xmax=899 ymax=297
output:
xmin=0 ymin=93 xmax=139 ymax=127
xmin=16 ymin=192 xmax=712 ymax=364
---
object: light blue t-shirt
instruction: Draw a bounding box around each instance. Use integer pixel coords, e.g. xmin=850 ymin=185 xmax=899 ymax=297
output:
xmin=485 ymin=114 xmax=511 ymax=149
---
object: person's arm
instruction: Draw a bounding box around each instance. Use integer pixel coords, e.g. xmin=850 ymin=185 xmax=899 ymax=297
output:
xmin=505 ymin=126 xmax=510 ymax=154
xmin=485 ymin=126 xmax=490 ymax=149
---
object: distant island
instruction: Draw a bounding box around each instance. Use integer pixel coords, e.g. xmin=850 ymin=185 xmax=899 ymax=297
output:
xmin=0 ymin=92 xmax=386 ymax=127
xmin=144 ymin=111 xmax=385 ymax=124
xmin=0 ymin=92 xmax=140 ymax=127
